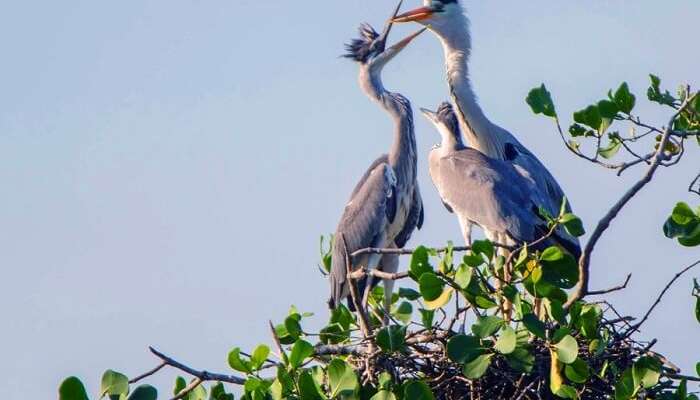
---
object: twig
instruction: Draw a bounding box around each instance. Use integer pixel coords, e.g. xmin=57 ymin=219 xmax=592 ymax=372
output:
xmin=351 ymin=243 xmax=513 ymax=258
xmin=625 ymin=259 xmax=700 ymax=337
xmin=148 ymin=346 xmax=246 ymax=385
xmin=129 ymin=362 xmax=166 ymax=384
xmin=689 ymin=172 xmax=700 ymax=196
xmin=349 ymin=266 xmax=409 ymax=281
xmin=269 ymin=320 xmax=288 ymax=364
xmin=172 ymin=377 xmax=202 ymax=400
xmin=662 ymin=373 xmax=700 ymax=383
xmin=565 ymin=94 xmax=698 ymax=310
xmin=587 ymin=274 xmax=632 ymax=296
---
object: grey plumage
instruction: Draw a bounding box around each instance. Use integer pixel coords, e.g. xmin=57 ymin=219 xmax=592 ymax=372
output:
xmin=423 ymin=103 xmax=580 ymax=257
xmin=328 ymin=20 xmax=425 ymax=312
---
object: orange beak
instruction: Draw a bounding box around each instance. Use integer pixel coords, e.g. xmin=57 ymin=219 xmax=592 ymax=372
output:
xmin=391 ymin=6 xmax=435 ymax=23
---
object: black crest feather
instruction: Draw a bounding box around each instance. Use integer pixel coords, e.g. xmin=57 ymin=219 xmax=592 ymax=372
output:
xmin=343 ymin=23 xmax=379 ymax=63
xmin=436 ymin=102 xmax=460 ymax=134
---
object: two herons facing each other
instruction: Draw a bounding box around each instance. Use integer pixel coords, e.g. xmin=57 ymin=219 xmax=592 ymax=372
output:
xmin=328 ymin=0 xmax=581 ymax=321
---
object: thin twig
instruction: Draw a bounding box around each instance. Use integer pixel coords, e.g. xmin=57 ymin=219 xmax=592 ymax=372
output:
xmin=625 ymin=259 xmax=700 ymax=337
xmin=351 ymin=243 xmax=513 ymax=258
xmin=269 ymin=320 xmax=288 ymax=364
xmin=129 ymin=362 xmax=166 ymax=384
xmin=587 ymin=274 xmax=632 ymax=296
xmin=341 ymin=234 xmax=373 ymax=339
xmin=172 ymin=377 xmax=202 ymax=400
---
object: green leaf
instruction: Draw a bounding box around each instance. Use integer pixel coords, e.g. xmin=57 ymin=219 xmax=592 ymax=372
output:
xmin=573 ymin=105 xmax=602 ymax=131
xmin=463 ymin=253 xmax=485 ymax=267
xmin=210 ymin=382 xmax=233 ymax=400
xmin=251 ymin=344 xmax=270 ymax=370
xmin=327 ymin=359 xmax=358 ymax=397
xmin=289 ymin=340 xmax=314 ymax=369
xmin=565 ymin=359 xmax=590 ymax=384
xmin=398 ymin=288 xmax=421 ymax=301
xmin=371 ymin=390 xmax=397 ymax=400
xmin=614 ymin=82 xmax=636 ymax=114
xmin=424 ymin=288 xmax=453 ymax=310
xmin=522 ymin=313 xmax=547 ymax=339
xmin=472 ymin=240 xmax=495 ymax=260
xmin=320 ymin=323 xmax=347 ymax=345
xmin=696 ymin=362 xmax=700 ymax=377
xmin=597 ymin=99 xmax=619 ymax=119
xmin=633 ymin=356 xmax=661 ymax=389
xmin=419 ymin=308 xmax=435 ymax=328
xmin=472 ymin=316 xmax=505 ymax=338
xmin=228 ymin=348 xmax=252 ymax=373
xmin=568 ymin=123 xmax=590 ymax=137
xmin=555 ymin=335 xmax=579 ymax=364
xmin=330 ymin=304 xmax=355 ymax=330
xmin=447 ymin=334 xmax=485 ymax=363
xmin=494 ymin=326 xmax=517 ymax=354
xmin=376 ymin=325 xmax=407 ymax=353
xmin=100 ymin=369 xmax=129 ymax=398
xmin=59 ymin=377 xmax=90 ymax=400
xmin=647 ymin=74 xmax=677 ymax=106
xmin=174 ymin=377 xmax=186 ymax=396
xmin=298 ymin=371 xmax=326 ymax=400
xmin=454 ymin=264 xmax=473 ymax=289
xmin=393 ymin=301 xmax=413 ymax=325
xmin=185 ymin=380 xmax=207 ymax=400
xmin=578 ymin=304 xmax=603 ymax=339
xmin=404 ymin=381 xmax=435 ymax=400
xmin=284 ymin=315 xmax=302 ymax=340
xmin=463 ymin=354 xmax=493 ymax=379
xmin=419 ymin=273 xmax=444 ymax=301
xmin=555 ymin=385 xmax=579 ymax=400
xmin=526 ymin=84 xmax=557 ymax=118
xmin=614 ymin=368 xmax=637 ymax=400
xmin=128 ymin=385 xmax=157 ymax=400
xmin=409 ymin=246 xmax=433 ymax=280
xmin=506 ymin=346 xmax=535 ymax=373
xmin=539 ymin=247 xmax=579 ymax=289
xmin=560 ymin=213 xmax=586 ymax=237
xmin=598 ymin=135 xmax=622 ymax=159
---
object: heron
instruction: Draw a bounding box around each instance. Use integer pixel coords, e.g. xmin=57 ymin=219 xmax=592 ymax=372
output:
xmin=391 ymin=0 xmax=580 ymax=253
xmin=328 ymin=13 xmax=426 ymax=321
xmin=421 ymin=102 xmax=579 ymax=255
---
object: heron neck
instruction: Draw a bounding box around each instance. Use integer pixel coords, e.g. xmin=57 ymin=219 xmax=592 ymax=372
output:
xmin=358 ymin=69 xmax=418 ymax=185
xmin=435 ymin=17 xmax=503 ymax=159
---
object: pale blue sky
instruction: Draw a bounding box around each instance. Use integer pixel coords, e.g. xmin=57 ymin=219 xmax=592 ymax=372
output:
xmin=1 ymin=1 xmax=698 ymax=398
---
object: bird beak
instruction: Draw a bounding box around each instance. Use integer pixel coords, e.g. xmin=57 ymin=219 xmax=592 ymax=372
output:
xmin=392 ymin=6 xmax=436 ymax=23
xmin=420 ymin=107 xmax=439 ymax=124
xmin=386 ymin=27 xmax=427 ymax=54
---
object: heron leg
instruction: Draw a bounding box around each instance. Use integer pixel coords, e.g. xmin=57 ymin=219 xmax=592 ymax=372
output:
xmin=361 ymin=252 xmax=383 ymax=309
xmin=458 ymin=217 xmax=472 ymax=247
xmin=380 ymin=252 xmax=399 ymax=326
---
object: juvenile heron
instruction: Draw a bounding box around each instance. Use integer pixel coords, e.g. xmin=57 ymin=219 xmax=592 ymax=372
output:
xmin=328 ymin=15 xmax=426 ymax=317
xmin=421 ymin=102 xmax=580 ymax=258
xmin=392 ymin=0 xmax=580 ymax=253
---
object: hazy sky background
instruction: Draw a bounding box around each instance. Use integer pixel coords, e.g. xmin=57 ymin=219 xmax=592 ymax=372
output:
xmin=1 ymin=1 xmax=699 ymax=398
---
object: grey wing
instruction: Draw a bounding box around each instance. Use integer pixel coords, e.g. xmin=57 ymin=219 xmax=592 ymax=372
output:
xmin=393 ymin=183 xmax=424 ymax=248
xmin=349 ymin=154 xmax=389 ymax=200
xmin=433 ymin=150 xmax=541 ymax=244
xmin=329 ymin=162 xmax=396 ymax=308
xmin=510 ymin=144 xmax=581 ymax=255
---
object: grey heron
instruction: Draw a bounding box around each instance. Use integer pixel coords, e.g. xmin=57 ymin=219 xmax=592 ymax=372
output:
xmin=392 ymin=0 xmax=580 ymax=253
xmin=421 ymin=102 xmax=581 ymax=259
xmin=328 ymin=16 xmax=426 ymax=319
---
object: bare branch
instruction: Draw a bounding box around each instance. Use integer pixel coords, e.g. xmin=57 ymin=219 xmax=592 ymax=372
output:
xmin=690 ymin=172 xmax=700 ymax=196
xmin=340 ymin=234 xmax=373 ymax=339
xmin=172 ymin=377 xmax=202 ymax=400
xmin=348 ymin=266 xmax=409 ymax=281
xmin=269 ymin=320 xmax=288 ymax=364
xmin=565 ymin=94 xmax=698 ymax=309
xmin=625 ymin=259 xmax=700 ymax=337
xmin=587 ymin=274 xmax=632 ymax=296
xmin=148 ymin=346 xmax=246 ymax=385
xmin=351 ymin=243 xmax=513 ymax=259
xmin=129 ymin=362 xmax=166 ymax=384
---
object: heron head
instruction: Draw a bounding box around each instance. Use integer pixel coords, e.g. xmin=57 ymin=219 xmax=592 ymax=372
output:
xmin=420 ymin=102 xmax=463 ymax=145
xmin=391 ymin=0 xmax=463 ymax=35
xmin=343 ymin=1 xmax=426 ymax=72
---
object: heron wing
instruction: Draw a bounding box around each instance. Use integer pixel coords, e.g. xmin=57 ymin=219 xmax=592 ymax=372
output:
xmin=329 ymin=162 xmax=396 ymax=308
xmin=430 ymin=148 xmax=541 ymax=244
xmin=393 ymin=183 xmax=424 ymax=248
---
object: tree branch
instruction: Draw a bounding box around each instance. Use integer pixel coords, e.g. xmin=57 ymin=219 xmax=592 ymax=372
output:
xmin=565 ymin=94 xmax=698 ymax=310
xmin=587 ymin=274 xmax=632 ymax=296
xmin=148 ymin=346 xmax=246 ymax=385
xmin=129 ymin=362 xmax=166 ymax=384
xmin=340 ymin=234 xmax=373 ymax=340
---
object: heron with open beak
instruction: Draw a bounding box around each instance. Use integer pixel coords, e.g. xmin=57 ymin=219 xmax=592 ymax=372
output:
xmin=329 ymin=5 xmax=426 ymax=324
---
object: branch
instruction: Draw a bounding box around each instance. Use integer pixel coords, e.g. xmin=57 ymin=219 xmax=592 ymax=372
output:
xmin=348 ymin=266 xmax=410 ymax=281
xmin=587 ymin=274 xmax=632 ymax=296
xmin=148 ymin=346 xmax=246 ymax=385
xmin=173 ymin=377 xmax=202 ymax=400
xmin=129 ymin=362 xmax=166 ymax=384
xmin=565 ymin=94 xmax=698 ymax=309
xmin=690 ymin=172 xmax=700 ymax=196
xmin=351 ymin=243 xmax=513 ymax=259
xmin=625 ymin=259 xmax=700 ymax=337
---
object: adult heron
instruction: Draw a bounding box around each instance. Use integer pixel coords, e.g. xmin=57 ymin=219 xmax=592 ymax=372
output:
xmin=421 ymin=101 xmax=581 ymax=258
xmin=392 ymin=0 xmax=580 ymax=252
xmin=328 ymin=16 xmax=426 ymax=320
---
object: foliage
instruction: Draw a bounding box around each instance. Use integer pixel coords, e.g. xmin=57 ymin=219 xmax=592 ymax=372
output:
xmin=59 ymin=75 xmax=700 ymax=400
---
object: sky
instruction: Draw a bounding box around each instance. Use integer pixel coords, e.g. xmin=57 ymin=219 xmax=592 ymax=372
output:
xmin=1 ymin=1 xmax=699 ymax=398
